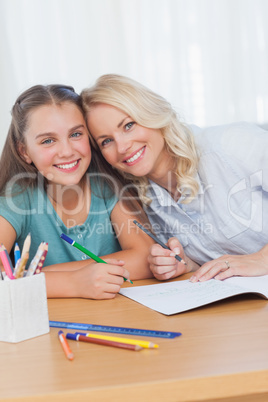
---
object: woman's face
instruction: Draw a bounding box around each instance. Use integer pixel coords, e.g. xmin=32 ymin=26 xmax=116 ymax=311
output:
xmin=86 ymin=103 xmax=170 ymax=179
xmin=20 ymin=102 xmax=92 ymax=187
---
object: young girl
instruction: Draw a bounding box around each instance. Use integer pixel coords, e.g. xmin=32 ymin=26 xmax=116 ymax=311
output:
xmin=81 ymin=74 xmax=268 ymax=282
xmin=0 ymin=84 xmax=154 ymax=299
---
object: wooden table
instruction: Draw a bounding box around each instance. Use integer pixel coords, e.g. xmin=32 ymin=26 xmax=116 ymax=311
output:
xmin=1 ymin=275 xmax=268 ymax=401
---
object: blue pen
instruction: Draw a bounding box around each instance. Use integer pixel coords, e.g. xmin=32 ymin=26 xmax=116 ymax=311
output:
xmin=14 ymin=243 xmax=21 ymax=265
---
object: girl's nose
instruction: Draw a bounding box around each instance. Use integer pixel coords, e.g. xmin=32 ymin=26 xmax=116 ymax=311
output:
xmin=57 ymin=140 xmax=74 ymax=157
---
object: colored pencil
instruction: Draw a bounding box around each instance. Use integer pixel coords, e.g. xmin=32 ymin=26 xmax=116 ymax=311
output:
xmin=0 ymin=244 xmax=15 ymax=279
xmin=14 ymin=243 xmax=21 ymax=265
xmin=66 ymin=333 xmax=142 ymax=351
xmin=14 ymin=252 xmax=29 ymax=278
xmin=133 ymin=220 xmax=186 ymax=264
xmin=60 ymin=233 xmax=133 ymax=284
xmin=75 ymin=332 xmax=159 ymax=349
xmin=58 ymin=331 xmax=74 ymax=361
xmin=35 ymin=242 xmax=48 ymax=274
xmin=26 ymin=242 xmax=43 ymax=276
xmin=3 ymin=246 xmax=14 ymax=274
xmin=21 ymin=233 xmax=31 ymax=257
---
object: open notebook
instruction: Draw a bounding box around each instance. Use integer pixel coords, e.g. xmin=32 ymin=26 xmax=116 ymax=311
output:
xmin=119 ymin=275 xmax=268 ymax=315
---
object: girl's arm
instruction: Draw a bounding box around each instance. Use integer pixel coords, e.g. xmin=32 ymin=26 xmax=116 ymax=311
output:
xmin=44 ymin=260 xmax=129 ymax=299
xmin=102 ymin=201 xmax=155 ymax=280
xmin=0 ymin=216 xmax=129 ymax=299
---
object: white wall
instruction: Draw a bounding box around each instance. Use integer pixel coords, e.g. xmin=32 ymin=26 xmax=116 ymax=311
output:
xmin=1 ymin=0 xmax=268 ymax=154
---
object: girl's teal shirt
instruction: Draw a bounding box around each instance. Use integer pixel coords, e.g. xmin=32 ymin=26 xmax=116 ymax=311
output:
xmin=0 ymin=174 xmax=121 ymax=266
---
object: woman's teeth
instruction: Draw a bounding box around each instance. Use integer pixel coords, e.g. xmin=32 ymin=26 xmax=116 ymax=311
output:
xmin=125 ymin=147 xmax=145 ymax=163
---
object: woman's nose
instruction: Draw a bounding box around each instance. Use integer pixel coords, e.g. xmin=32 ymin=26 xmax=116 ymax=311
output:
xmin=116 ymin=137 xmax=132 ymax=154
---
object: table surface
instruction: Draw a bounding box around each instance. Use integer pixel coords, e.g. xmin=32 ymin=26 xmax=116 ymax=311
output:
xmin=1 ymin=275 xmax=268 ymax=402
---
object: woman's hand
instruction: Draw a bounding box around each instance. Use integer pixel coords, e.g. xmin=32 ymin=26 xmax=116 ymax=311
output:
xmin=71 ymin=258 xmax=129 ymax=299
xmin=148 ymin=237 xmax=193 ymax=280
xmin=190 ymin=246 xmax=268 ymax=283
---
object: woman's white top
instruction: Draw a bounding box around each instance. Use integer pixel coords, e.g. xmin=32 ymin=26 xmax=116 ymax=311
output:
xmin=145 ymin=122 xmax=268 ymax=265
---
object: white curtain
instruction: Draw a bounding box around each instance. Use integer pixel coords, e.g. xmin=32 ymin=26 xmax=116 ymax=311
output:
xmin=1 ymin=0 xmax=268 ymax=152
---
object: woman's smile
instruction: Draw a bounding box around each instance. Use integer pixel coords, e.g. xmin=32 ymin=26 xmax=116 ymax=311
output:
xmin=123 ymin=146 xmax=146 ymax=165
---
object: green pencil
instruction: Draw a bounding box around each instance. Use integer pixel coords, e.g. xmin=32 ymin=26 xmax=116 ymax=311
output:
xmin=60 ymin=233 xmax=133 ymax=284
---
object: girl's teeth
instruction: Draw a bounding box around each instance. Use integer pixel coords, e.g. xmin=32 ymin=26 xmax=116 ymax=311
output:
xmin=126 ymin=147 xmax=144 ymax=163
xmin=57 ymin=161 xmax=78 ymax=169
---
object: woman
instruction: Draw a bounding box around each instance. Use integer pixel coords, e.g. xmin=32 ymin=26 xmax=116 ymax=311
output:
xmin=81 ymin=74 xmax=268 ymax=282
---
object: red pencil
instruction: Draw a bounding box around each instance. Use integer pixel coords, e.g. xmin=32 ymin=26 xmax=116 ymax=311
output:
xmin=66 ymin=333 xmax=143 ymax=351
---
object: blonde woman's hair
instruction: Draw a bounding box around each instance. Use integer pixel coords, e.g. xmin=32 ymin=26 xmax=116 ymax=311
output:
xmin=81 ymin=74 xmax=199 ymax=204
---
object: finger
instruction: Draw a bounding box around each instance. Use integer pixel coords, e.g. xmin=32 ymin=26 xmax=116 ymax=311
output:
xmin=99 ymin=290 xmax=119 ymax=300
xmin=150 ymin=243 xmax=175 ymax=258
xmin=214 ymin=270 xmax=234 ymax=280
xmin=167 ymin=237 xmax=182 ymax=254
xmin=153 ymin=269 xmax=177 ymax=281
xmin=191 ymin=263 xmax=229 ymax=282
xmin=150 ymin=262 xmax=176 ymax=276
xmin=104 ymin=283 xmax=122 ymax=294
xmin=190 ymin=258 xmax=229 ymax=282
xmin=148 ymin=254 xmax=177 ymax=267
xmin=108 ymin=265 xmax=130 ymax=280
xmin=199 ymin=264 xmax=230 ymax=281
xmin=190 ymin=264 xmax=214 ymax=282
xmin=103 ymin=258 xmax=125 ymax=266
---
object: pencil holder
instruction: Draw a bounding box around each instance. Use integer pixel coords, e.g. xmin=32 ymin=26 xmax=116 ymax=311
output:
xmin=0 ymin=273 xmax=50 ymax=343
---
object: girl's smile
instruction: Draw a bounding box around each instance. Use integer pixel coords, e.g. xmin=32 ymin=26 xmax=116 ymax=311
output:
xmin=54 ymin=159 xmax=80 ymax=171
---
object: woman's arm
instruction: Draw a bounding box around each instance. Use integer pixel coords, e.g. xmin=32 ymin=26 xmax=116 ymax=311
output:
xmin=190 ymin=245 xmax=268 ymax=282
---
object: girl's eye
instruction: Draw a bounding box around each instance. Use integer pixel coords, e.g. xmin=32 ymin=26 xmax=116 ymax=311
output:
xmin=125 ymin=121 xmax=135 ymax=131
xmin=101 ymin=138 xmax=112 ymax=147
xmin=41 ymin=138 xmax=54 ymax=145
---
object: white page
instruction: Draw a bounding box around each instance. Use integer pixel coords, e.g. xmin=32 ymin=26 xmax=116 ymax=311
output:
xmin=220 ymin=275 xmax=268 ymax=295
xmin=119 ymin=275 xmax=268 ymax=315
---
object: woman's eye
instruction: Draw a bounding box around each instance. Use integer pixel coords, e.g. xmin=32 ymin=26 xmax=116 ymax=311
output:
xmin=71 ymin=131 xmax=82 ymax=138
xmin=125 ymin=122 xmax=135 ymax=131
xmin=101 ymin=138 xmax=112 ymax=146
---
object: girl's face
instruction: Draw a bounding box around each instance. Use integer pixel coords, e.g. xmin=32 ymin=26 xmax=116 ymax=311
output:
xmin=87 ymin=103 xmax=170 ymax=180
xmin=21 ymin=102 xmax=91 ymax=187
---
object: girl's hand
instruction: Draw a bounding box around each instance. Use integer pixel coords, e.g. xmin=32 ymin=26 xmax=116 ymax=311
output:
xmin=190 ymin=248 xmax=268 ymax=283
xmin=148 ymin=237 xmax=189 ymax=280
xmin=72 ymin=259 xmax=130 ymax=299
